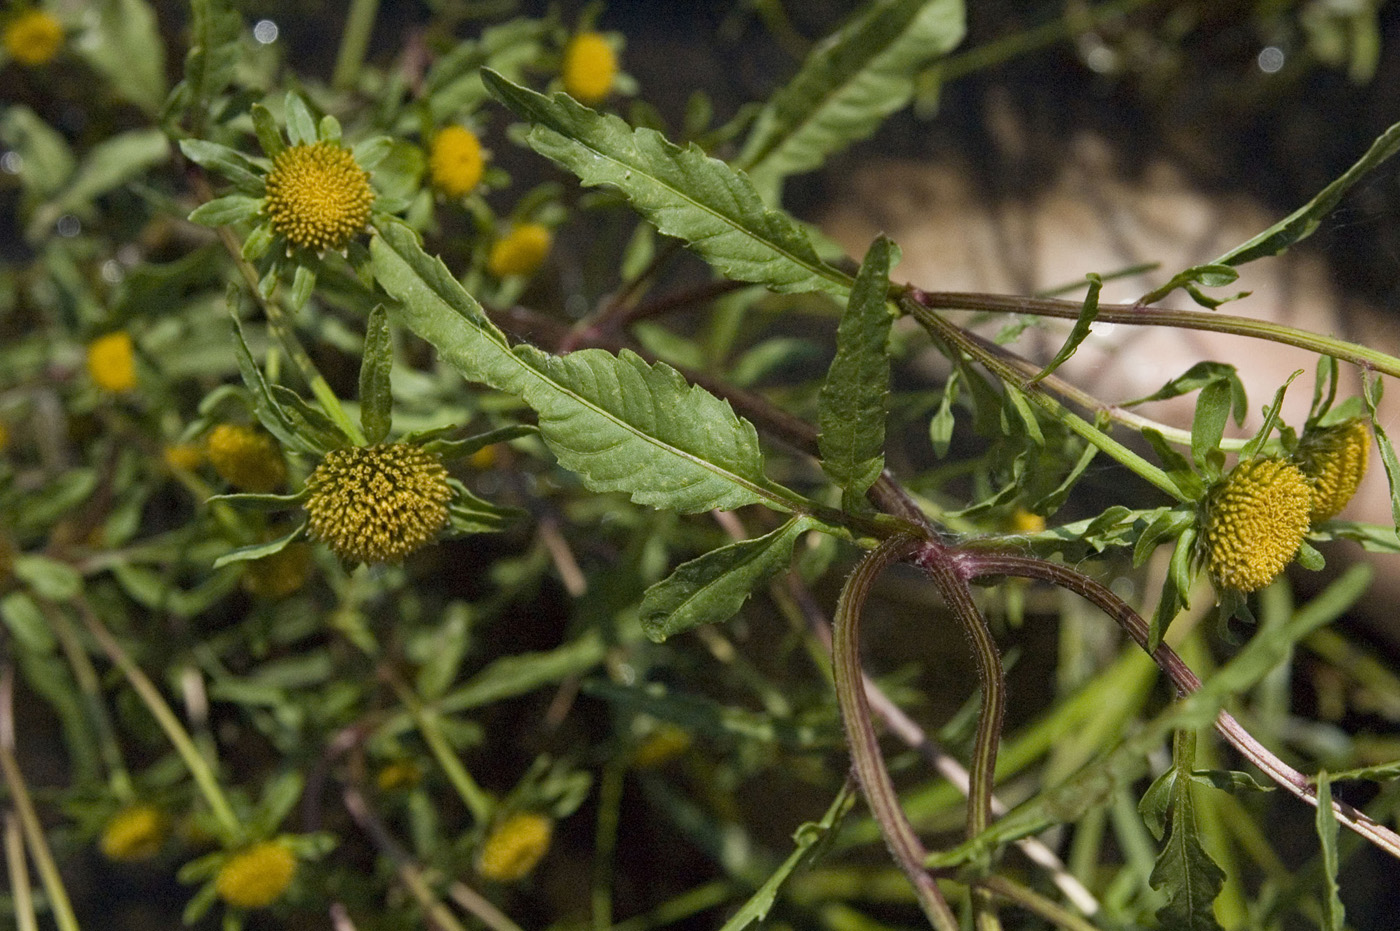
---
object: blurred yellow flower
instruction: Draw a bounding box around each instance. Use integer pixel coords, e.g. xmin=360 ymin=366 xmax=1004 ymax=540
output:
xmin=215 ymin=841 xmax=297 ymax=909
xmin=477 ymin=812 xmax=552 ymax=882
xmin=429 ymin=126 xmax=485 ymax=198
xmin=99 ymin=805 xmax=167 ymax=863
xmin=562 ymin=32 xmax=616 ymax=104
xmin=206 ymin=424 xmax=287 ymax=493
xmin=87 ymin=332 xmax=137 ymax=393
xmin=4 ymin=9 xmax=63 ymax=66
xmin=488 ymin=223 xmax=552 ymax=278
xmin=242 ymin=542 xmax=312 ymax=599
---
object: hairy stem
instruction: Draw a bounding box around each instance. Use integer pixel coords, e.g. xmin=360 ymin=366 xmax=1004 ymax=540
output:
xmin=833 ymin=535 xmax=961 ymax=931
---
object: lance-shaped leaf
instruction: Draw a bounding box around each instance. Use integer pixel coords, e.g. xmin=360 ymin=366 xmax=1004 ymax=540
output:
xmin=738 ymin=0 xmax=964 ymax=184
xmin=819 ymin=236 xmax=897 ymax=509
xmin=481 ymin=70 xmax=852 ymax=299
xmin=358 ymin=305 xmax=394 ymax=444
xmin=641 ymin=517 xmax=814 ymax=642
xmin=371 ymin=223 xmax=794 ymax=515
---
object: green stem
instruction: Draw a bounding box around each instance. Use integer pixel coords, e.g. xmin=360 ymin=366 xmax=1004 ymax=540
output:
xmin=592 ymin=761 xmax=624 ymax=931
xmin=332 ymin=0 xmax=380 ymax=91
xmin=977 ymin=875 xmax=1100 ymax=931
xmin=388 ymin=677 xmax=494 ymax=825
xmin=72 ymin=599 xmax=241 ymax=840
xmin=0 ymin=669 xmax=81 ymax=931
xmin=903 ymin=298 xmax=1189 ymax=501
xmin=832 ymin=535 xmax=961 ymax=931
xmin=3 ymin=816 xmax=39 ymax=931
xmin=906 ymin=288 xmax=1400 ymax=381
xmin=44 ymin=605 xmax=134 ymax=800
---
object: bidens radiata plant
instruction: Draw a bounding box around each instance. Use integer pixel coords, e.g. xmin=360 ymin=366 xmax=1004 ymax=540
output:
xmin=3 ymin=2 xmax=1400 ymax=930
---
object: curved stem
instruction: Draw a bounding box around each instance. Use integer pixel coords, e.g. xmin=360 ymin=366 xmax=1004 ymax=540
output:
xmin=913 ymin=546 xmax=1006 ymax=930
xmin=905 ymin=288 xmax=1400 ymax=381
xmin=957 ymin=551 xmax=1400 ymax=861
xmin=833 ymin=535 xmax=960 ymax=931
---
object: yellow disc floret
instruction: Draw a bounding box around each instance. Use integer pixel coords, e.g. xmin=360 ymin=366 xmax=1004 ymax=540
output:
xmin=304 ymin=443 xmax=452 ymax=564
xmin=87 ymin=332 xmax=137 ymax=393
xmin=4 ymin=10 xmax=63 ymax=66
xmin=99 ymin=805 xmax=167 ymax=863
xmin=429 ymin=126 xmax=485 ymax=198
xmin=487 ymin=223 xmax=552 ymax=278
xmin=215 ymin=841 xmax=297 ymax=909
xmin=1295 ymin=418 xmax=1371 ymax=522
xmin=1202 ymin=457 xmax=1312 ymax=593
xmin=477 ymin=812 xmax=553 ymax=882
xmin=263 ymin=141 xmax=374 ymax=253
xmin=206 ymin=424 xmax=287 ymax=493
xmin=562 ymin=32 xmax=617 ymax=104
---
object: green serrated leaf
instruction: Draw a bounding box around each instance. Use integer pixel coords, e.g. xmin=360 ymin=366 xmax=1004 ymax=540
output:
xmin=1030 ymin=273 xmax=1101 ymax=385
xmin=359 ymin=306 xmax=394 ymax=444
xmin=737 ymin=0 xmax=964 ymax=184
xmin=1139 ymin=768 xmax=1177 ymax=842
xmin=819 ymin=236 xmax=896 ymax=509
xmin=641 ymin=517 xmax=814 ymax=642
xmin=1150 ymin=732 xmax=1226 ymax=931
xmin=1315 ymin=771 xmax=1346 ymax=931
xmin=372 ymin=223 xmax=797 ymax=515
xmin=481 ymin=70 xmax=852 ymax=299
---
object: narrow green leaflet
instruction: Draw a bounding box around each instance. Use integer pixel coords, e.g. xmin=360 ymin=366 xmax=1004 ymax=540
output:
xmin=358 ymin=305 xmax=394 ymax=444
xmin=164 ymin=0 xmax=240 ymax=130
xmin=1149 ymin=732 xmax=1226 ymax=931
xmin=1362 ymin=372 xmax=1400 ymax=532
xmin=1315 ymin=771 xmax=1347 ymax=931
xmin=212 ymin=523 xmax=306 ymax=569
xmin=737 ymin=0 xmax=964 ymax=185
xmin=641 ymin=517 xmax=814 ymax=642
xmin=481 ymin=71 xmax=853 ymax=299
xmin=1029 ymin=273 xmax=1101 ymax=385
xmin=819 ymin=236 xmax=897 ymax=509
xmin=1213 ymin=119 xmax=1400 ymax=268
xmin=371 ymin=223 xmax=795 ymax=515
xmin=716 ymin=785 xmax=856 ymax=931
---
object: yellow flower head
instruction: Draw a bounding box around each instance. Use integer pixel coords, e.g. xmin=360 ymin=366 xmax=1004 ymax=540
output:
xmin=375 ymin=759 xmax=423 ymax=792
xmin=477 ymin=812 xmax=553 ymax=883
xmin=1202 ymin=457 xmax=1312 ymax=593
xmin=99 ymin=805 xmax=167 ymax=863
xmin=0 ymin=420 xmax=9 ymax=452
xmin=87 ymin=332 xmax=137 ymax=393
xmin=164 ymin=442 xmax=205 ymax=472
xmin=1295 ymin=418 xmax=1370 ymax=522
xmin=242 ymin=542 xmax=312 ymax=599
xmin=4 ymin=9 xmax=63 ymax=66
xmin=206 ymin=423 xmax=287 ymax=493
xmin=488 ymin=223 xmax=552 ymax=278
xmin=304 ymin=443 xmax=452 ymax=564
xmin=632 ymin=725 xmax=692 ymax=769
xmin=429 ymin=126 xmax=485 ymax=198
xmin=264 ymin=141 xmax=374 ymax=252
xmin=1010 ymin=509 xmax=1045 ymax=535
xmin=215 ymin=841 xmax=297 ymax=909
xmin=562 ymin=32 xmax=617 ymax=104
